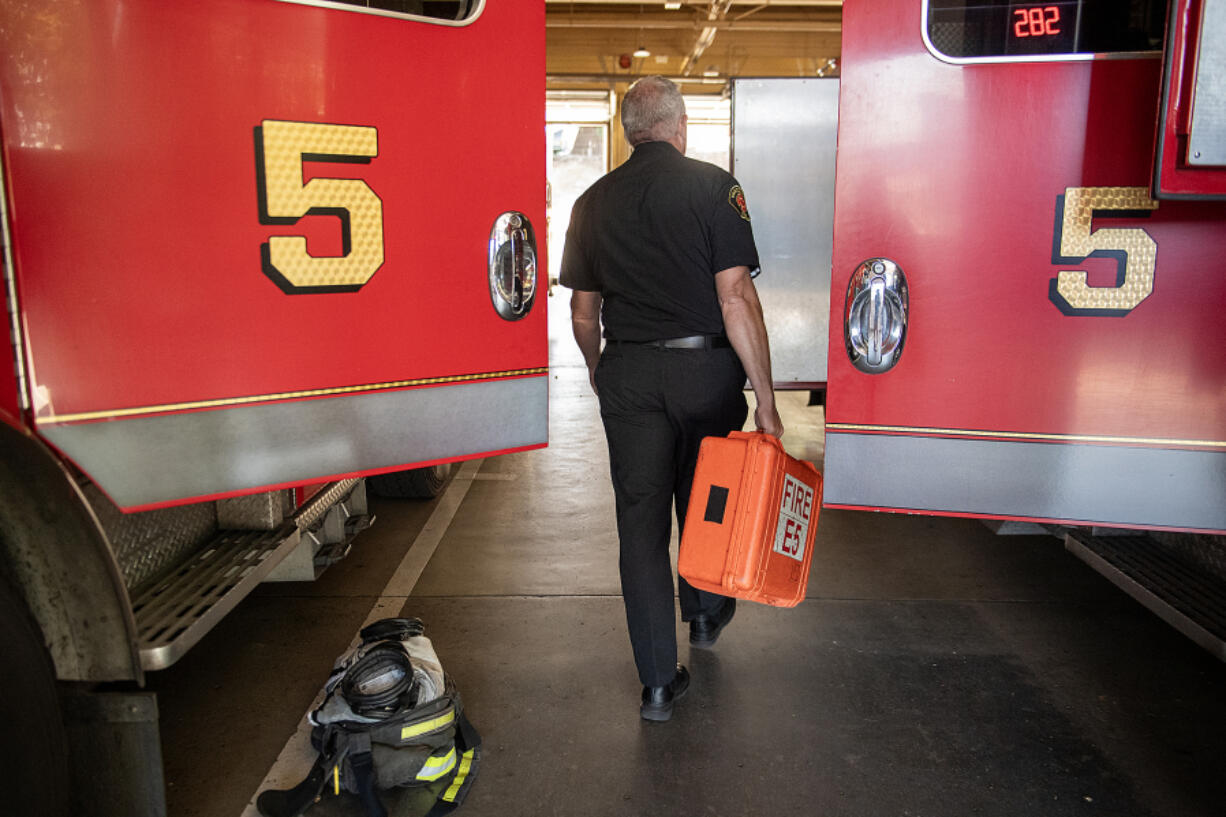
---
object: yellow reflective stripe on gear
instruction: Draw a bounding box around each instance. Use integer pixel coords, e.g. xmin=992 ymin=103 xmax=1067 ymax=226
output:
xmin=415 ymin=747 xmax=458 ymax=782
xmin=441 ymin=749 xmax=475 ymax=803
xmin=400 ymin=710 xmax=455 ymax=741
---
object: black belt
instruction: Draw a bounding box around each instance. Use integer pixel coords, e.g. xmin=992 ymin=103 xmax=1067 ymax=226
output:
xmin=610 ymin=335 xmax=731 ymax=350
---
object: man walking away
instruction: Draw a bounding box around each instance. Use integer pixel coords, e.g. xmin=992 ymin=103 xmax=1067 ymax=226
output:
xmin=560 ymin=76 xmax=783 ymax=722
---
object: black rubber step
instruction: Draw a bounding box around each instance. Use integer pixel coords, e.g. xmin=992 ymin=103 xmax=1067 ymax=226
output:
xmin=1065 ymin=530 xmax=1226 ymax=661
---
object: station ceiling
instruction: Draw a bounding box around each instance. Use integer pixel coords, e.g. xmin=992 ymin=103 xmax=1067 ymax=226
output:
xmin=545 ymin=0 xmax=844 ymax=93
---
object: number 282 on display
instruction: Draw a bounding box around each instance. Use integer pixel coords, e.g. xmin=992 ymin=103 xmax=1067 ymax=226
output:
xmin=1013 ymin=6 xmax=1061 ymax=38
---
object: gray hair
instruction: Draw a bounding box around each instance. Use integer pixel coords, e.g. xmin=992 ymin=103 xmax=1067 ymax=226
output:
xmin=621 ymin=76 xmax=686 ymax=146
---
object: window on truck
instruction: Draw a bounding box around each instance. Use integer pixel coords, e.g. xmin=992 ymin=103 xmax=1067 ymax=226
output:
xmin=924 ymin=0 xmax=1168 ymax=62
xmin=277 ymin=0 xmax=480 ymax=23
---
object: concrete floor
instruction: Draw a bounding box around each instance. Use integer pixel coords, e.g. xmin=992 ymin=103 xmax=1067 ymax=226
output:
xmin=149 ymin=300 xmax=1226 ymax=816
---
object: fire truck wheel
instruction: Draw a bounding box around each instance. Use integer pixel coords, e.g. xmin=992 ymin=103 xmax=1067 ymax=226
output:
xmin=367 ymin=463 xmax=453 ymax=499
xmin=0 ymin=575 xmax=70 ymax=817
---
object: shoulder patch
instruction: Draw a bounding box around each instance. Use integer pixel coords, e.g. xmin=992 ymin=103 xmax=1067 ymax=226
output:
xmin=728 ymin=185 xmax=751 ymax=222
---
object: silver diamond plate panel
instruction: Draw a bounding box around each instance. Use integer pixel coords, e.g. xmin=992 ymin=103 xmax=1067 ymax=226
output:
xmin=83 ymin=483 xmax=216 ymax=593
xmin=1188 ymin=0 xmax=1226 ymax=166
xmin=217 ymin=490 xmax=292 ymax=531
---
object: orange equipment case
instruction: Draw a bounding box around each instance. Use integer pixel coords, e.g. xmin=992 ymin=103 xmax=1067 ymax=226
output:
xmin=679 ymin=431 xmax=823 ymax=608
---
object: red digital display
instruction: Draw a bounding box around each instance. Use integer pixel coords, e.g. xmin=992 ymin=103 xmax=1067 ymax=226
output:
xmin=1013 ymin=6 xmax=1061 ymax=37
xmin=928 ymin=0 xmax=1165 ymax=59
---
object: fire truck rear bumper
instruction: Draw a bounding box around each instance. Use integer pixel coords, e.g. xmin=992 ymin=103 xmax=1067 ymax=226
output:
xmin=824 ymin=431 xmax=1226 ymax=533
xmin=36 ymin=375 xmax=548 ymax=511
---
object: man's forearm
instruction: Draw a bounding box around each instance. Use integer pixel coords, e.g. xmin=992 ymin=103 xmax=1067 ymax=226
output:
xmin=570 ymin=289 xmax=604 ymax=394
xmin=572 ymin=315 xmax=602 ymax=370
xmin=716 ymin=266 xmax=783 ymax=437
xmin=722 ymin=295 xmax=775 ymax=411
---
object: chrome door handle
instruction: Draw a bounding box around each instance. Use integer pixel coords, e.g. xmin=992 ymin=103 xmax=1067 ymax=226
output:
xmin=844 ymin=258 xmax=909 ymax=374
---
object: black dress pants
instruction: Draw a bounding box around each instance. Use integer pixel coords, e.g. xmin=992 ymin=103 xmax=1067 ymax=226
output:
xmin=595 ymin=341 xmax=749 ymax=687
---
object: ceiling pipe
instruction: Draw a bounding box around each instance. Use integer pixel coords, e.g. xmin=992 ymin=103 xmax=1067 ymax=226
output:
xmin=679 ymin=0 xmax=735 ymax=76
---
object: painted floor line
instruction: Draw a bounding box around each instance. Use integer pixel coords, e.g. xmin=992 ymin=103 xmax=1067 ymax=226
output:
xmin=240 ymin=458 xmax=484 ymax=816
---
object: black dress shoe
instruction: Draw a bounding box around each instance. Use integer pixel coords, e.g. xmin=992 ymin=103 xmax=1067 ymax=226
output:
xmin=689 ymin=598 xmax=736 ymax=649
xmin=640 ymin=665 xmax=690 ymax=722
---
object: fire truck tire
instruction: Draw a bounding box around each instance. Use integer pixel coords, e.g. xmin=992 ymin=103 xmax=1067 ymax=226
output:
xmin=367 ymin=464 xmax=453 ymax=499
xmin=0 ymin=574 xmax=70 ymax=817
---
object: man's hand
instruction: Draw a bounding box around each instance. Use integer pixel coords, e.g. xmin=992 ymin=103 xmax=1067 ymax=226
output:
xmin=755 ymin=403 xmax=784 ymax=438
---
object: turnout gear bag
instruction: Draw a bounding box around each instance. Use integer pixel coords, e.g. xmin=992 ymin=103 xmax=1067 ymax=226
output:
xmin=257 ymin=618 xmax=481 ymax=817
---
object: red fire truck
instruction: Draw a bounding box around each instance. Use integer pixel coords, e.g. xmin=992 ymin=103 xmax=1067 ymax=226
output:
xmin=0 ymin=1 xmax=545 ymax=812
xmin=827 ymin=0 xmax=1226 ymax=649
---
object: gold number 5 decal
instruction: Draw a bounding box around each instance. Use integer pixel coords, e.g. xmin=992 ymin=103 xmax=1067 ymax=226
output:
xmin=256 ymin=120 xmax=384 ymax=293
xmin=1049 ymin=187 xmax=1159 ymax=316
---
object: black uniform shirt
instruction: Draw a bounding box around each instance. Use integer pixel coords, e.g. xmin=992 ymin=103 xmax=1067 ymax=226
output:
xmin=559 ymin=140 xmax=760 ymax=342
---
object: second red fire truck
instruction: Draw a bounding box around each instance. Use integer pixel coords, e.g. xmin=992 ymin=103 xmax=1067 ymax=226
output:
xmin=825 ymin=0 xmax=1226 ymax=653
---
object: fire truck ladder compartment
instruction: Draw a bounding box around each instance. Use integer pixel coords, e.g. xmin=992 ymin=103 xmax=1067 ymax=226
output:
xmin=1065 ymin=529 xmax=1226 ymax=662
xmin=132 ymin=480 xmax=371 ymax=671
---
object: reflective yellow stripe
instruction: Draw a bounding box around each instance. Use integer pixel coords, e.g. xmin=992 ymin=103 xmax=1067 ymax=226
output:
xmin=825 ymin=422 xmax=1226 ymax=450
xmin=441 ymin=749 xmax=475 ymax=803
xmin=415 ymin=747 xmax=458 ymax=782
xmin=333 ymin=764 xmax=340 ymax=795
xmin=400 ymin=710 xmax=455 ymax=741
xmin=43 ymin=367 xmax=550 ymax=424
